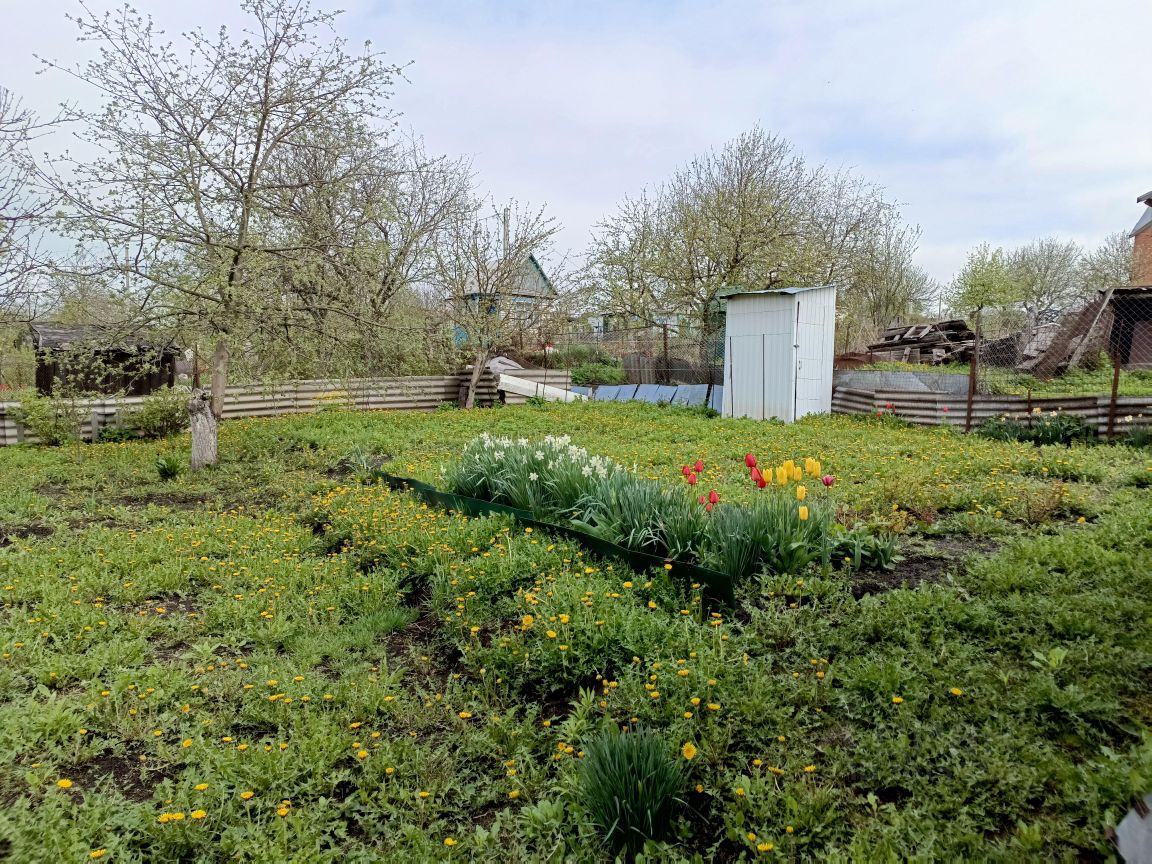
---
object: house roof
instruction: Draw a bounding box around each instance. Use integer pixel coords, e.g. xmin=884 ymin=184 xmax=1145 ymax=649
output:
xmin=462 ymin=254 xmax=556 ymax=301
xmin=1130 ymin=206 xmax=1152 ymax=238
xmin=516 ymin=253 xmax=556 ymax=298
xmin=1137 ymin=191 xmax=1152 ymax=205
xmin=27 ymin=323 xmax=178 ymax=354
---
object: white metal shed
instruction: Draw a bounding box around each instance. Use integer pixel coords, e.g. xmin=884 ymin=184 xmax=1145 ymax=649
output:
xmin=722 ymin=285 xmax=837 ymax=422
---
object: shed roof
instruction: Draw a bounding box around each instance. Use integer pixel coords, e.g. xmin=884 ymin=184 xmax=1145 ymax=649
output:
xmin=720 ymin=284 xmax=833 ymax=299
xmin=28 ymin=323 xmax=178 ymax=354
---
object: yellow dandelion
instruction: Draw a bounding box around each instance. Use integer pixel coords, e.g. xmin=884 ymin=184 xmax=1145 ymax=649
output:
xmin=681 ymin=742 xmax=697 ymax=760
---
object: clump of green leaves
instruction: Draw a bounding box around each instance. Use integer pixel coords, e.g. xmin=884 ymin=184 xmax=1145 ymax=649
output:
xmin=336 ymin=445 xmax=391 ymax=484
xmin=155 ymin=454 xmax=183 ymax=480
xmin=578 ymin=729 xmax=686 ymax=859
xmin=571 ymin=362 xmax=626 ymax=387
xmin=977 ymin=413 xmax=1095 ymax=446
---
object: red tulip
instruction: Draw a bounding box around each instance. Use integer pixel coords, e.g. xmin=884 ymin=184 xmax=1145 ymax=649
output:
xmin=698 ymin=494 xmax=706 ymax=505
xmin=686 ymin=473 xmax=698 ymax=486
xmin=822 ymin=474 xmax=835 ymax=487
xmin=694 ymin=459 xmax=704 ymax=473
xmin=744 ymin=453 xmax=757 ymax=468
xmin=750 ymin=466 xmax=763 ymax=484
xmin=681 ymin=465 xmax=692 ymax=476
xmin=756 ymin=477 xmax=767 ymax=489
xmin=705 ymin=502 xmax=714 ymax=513
xmin=885 ymin=402 xmax=894 ymax=410
xmin=708 ymin=490 xmax=719 ymax=505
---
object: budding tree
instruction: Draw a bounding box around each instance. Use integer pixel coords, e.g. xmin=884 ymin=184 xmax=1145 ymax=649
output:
xmin=588 ymin=126 xmax=909 ymax=354
xmin=432 ymin=201 xmax=563 ymax=407
xmin=0 ymin=87 xmax=50 ymax=322
xmin=41 ymin=0 xmax=404 ymax=419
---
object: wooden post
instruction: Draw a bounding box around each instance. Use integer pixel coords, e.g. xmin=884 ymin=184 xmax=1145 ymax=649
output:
xmin=1026 ymin=387 xmax=1033 ymax=428
xmin=192 ymin=344 xmax=200 ymax=389
xmin=188 ymin=389 xmax=218 ymax=469
xmin=964 ymin=310 xmax=981 ymax=433
xmin=1106 ymin=356 xmax=1122 ymax=441
xmin=209 ymin=340 xmax=228 ymax=421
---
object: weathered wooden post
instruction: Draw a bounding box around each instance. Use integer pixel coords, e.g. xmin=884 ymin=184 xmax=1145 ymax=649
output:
xmin=964 ymin=310 xmax=981 ymax=433
xmin=1107 ymin=355 xmax=1122 ymax=441
xmin=188 ymin=389 xmax=217 ymax=470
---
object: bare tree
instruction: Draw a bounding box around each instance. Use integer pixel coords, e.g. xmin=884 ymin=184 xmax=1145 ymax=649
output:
xmin=433 ymin=200 xmax=563 ymax=407
xmin=0 ymin=87 xmax=51 ymax=321
xmin=40 ymin=0 xmax=404 ymax=418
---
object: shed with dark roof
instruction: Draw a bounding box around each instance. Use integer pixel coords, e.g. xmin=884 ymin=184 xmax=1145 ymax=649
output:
xmin=26 ymin=324 xmax=179 ymax=396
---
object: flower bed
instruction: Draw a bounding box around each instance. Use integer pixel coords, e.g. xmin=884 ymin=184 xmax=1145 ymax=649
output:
xmin=441 ymin=434 xmax=897 ymax=596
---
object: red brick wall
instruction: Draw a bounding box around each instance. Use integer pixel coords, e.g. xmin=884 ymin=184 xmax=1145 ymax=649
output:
xmin=1134 ymin=230 xmax=1152 ymax=285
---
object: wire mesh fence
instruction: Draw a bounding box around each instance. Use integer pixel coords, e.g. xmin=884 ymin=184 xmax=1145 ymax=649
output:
xmin=537 ymin=325 xmax=725 ymax=387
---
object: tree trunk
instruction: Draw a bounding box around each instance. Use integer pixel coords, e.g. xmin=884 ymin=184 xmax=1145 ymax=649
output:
xmin=188 ymin=389 xmax=218 ymax=470
xmin=464 ymin=349 xmax=487 ymax=409
xmin=209 ymin=339 xmax=229 ymax=420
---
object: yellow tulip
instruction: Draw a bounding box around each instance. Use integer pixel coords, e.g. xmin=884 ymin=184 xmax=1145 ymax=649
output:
xmin=775 ymin=466 xmax=788 ymax=485
xmin=798 ymin=505 xmax=809 ymax=521
xmin=791 ymin=465 xmax=803 ymax=482
xmin=796 ymin=485 xmax=807 ymax=501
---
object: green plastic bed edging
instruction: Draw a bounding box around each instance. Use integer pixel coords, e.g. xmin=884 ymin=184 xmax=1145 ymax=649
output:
xmin=375 ymin=472 xmax=736 ymax=607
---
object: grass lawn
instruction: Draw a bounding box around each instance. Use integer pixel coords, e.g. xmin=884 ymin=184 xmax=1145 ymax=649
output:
xmin=0 ymin=401 xmax=1149 ymax=861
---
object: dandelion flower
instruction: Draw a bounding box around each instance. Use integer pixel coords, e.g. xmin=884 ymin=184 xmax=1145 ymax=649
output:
xmin=681 ymin=742 xmax=697 ymax=760
xmin=891 ymin=695 xmax=903 ymax=704
xmin=443 ymin=838 xmax=457 ymax=847
xmin=56 ymin=779 xmax=73 ymax=790
xmin=89 ymin=851 xmax=107 ymax=860
xmin=240 ymin=791 xmax=254 ymax=800
xmin=949 ymin=687 xmax=963 ymax=697
xmin=190 ymin=809 xmax=206 ymax=819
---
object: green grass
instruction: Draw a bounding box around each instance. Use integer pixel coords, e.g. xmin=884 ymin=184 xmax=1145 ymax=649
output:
xmin=0 ymin=402 xmax=1149 ymax=861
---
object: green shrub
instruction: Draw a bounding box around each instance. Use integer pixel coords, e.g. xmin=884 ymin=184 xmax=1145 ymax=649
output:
xmin=11 ymin=393 xmax=85 ymax=445
xmin=578 ymin=729 xmax=686 ymax=859
xmin=130 ymin=387 xmax=191 ymax=439
xmin=571 ymin=362 xmax=626 ymax=387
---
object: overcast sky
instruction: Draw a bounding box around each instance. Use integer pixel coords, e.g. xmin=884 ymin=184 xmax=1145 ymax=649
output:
xmin=1 ymin=0 xmax=1148 ymax=284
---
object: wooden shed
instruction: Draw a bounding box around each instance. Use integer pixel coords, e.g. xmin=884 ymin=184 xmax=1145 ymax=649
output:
xmin=1108 ymin=286 xmax=1152 ymax=369
xmin=28 ymin=324 xmax=178 ymax=397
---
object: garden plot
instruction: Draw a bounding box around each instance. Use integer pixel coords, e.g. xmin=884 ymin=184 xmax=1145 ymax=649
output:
xmin=0 ymin=401 xmax=1148 ymax=861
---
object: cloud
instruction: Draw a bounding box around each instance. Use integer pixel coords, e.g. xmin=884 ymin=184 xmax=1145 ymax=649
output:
xmin=2 ymin=0 xmax=1148 ymax=283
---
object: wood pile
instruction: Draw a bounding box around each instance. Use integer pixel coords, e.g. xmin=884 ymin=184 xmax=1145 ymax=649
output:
xmin=866 ymin=320 xmax=975 ymax=365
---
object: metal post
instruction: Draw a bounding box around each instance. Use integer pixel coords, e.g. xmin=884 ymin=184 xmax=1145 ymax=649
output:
xmin=1107 ymin=355 xmax=1121 ymax=441
xmin=964 ymin=310 xmax=981 ymax=433
xmin=661 ymin=324 xmax=670 ymax=385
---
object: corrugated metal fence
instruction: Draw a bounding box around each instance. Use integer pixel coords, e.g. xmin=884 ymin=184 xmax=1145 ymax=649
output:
xmin=831 ymin=387 xmax=1152 ymax=437
xmin=0 ymin=369 xmax=570 ymax=446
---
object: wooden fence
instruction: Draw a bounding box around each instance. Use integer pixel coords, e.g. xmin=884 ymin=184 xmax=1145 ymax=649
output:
xmin=0 ymin=369 xmax=570 ymax=446
xmin=831 ymin=387 xmax=1152 ymax=437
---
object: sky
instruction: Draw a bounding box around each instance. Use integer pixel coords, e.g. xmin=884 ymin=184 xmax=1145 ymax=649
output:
xmin=1 ymin=0 xmax=1148 ymax=285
